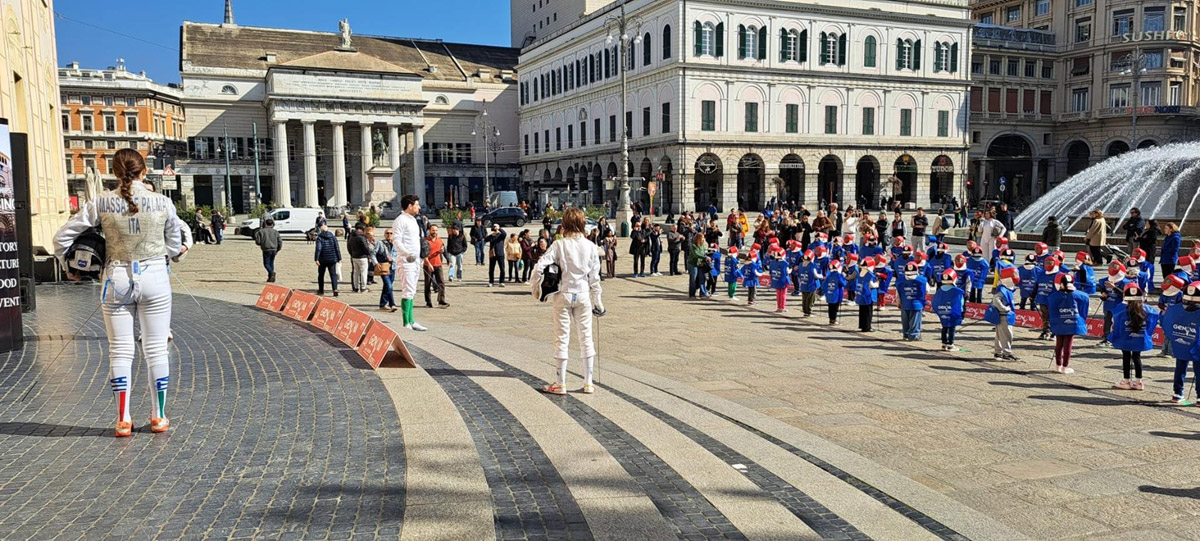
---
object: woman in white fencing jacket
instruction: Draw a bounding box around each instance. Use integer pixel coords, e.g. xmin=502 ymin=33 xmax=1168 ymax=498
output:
xmin=531 ymin=207 xmax=604 ymax=395
xmin=53 ymin=149 xmax=185 ymax=437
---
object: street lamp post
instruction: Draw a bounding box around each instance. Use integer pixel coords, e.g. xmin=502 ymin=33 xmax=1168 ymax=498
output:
xmin=1119 ymin=51 xmax=1148 ymax=146
xmin=606 ymin=1 xmax=642 ymax=236
xmin=473 ymin=100 xmax=501 ymax=208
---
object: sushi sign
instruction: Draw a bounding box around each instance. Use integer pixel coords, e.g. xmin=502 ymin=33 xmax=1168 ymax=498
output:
xmin=1121 ymin=31 xmax=1187 ymax=42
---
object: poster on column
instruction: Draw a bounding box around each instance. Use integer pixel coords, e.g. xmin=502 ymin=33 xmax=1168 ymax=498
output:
xmin=0 ymin=119 xmax=22 ymax=352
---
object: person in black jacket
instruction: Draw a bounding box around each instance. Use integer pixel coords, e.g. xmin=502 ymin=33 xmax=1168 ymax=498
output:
xmin=485 ymin=224 xmax=508 ymax=286
xmin=347 ymin=223 xmax=372 ymax=293
xmin=211 ymin=210 xmax=226 ymax=245
xmin=1123 ymin=208 xmax=1146 ymax=256
xmin=629 ymin=221 xmax=649 ymax=277
xmin=648 ymin=224 xmax=664 ymax=276
xmin=446 ymin=225 xmax=468 ymax=282
xmin=666 ymin=225 xmax=683 ymax=275
xmin=313 ymin=224 xmax=341 ymax=296
xmin=470 ymin=218 xmax=486 ymax=266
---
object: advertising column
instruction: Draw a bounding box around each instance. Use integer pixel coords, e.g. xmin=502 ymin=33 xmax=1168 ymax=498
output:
xmin=0 ymin=119 xmax=23 ymax=352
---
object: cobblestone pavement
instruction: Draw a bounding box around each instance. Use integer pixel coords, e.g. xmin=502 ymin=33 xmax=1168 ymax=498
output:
xmin=24 ymin=235 xmax=1200 ymax=540
xmin=0 ymin=286 xmax=404 ymax=539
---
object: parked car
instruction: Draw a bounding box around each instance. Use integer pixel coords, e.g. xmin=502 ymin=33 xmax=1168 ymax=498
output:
xmin=238 ymin=207 xmax=324 ymax=236
xmin=480 ymin=207 xmax=529 ymax=227
xmin=552 ymin=218 xmax=598 ymax=235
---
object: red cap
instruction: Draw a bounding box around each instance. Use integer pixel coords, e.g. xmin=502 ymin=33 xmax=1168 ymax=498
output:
xmin=942 ymin=269 xmax=957 ymax=282
xmin=1165 ymin=274 xmax=1187 ymax=291
xmin=803 ymin=249 xmax=814 ymax=259
xmin=1109 ymin=261 xmax=1127 ymax=276
xmin=1000 ymin=266 xmax=1020 ymax=284
xmin=914 ymin=251 xmax=928 ymax=263
xmin=728 ymin=246 xmax=739 ymax=255
xmin=1035 ymin=242 xmax=1048 ymax=255
xmin=862 ymin=256 xmax=876 ymax=267
xmin=1075 ymin=251 xmax=1091 ymax=264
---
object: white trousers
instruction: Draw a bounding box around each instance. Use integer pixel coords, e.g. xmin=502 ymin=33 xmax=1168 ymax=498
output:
xmin=351 ymin=257 xmax=370 ymax=291
xmin=552 ymin=292 xmax=596 ymax=360
xmin=101 ymin=259 xmax=172 ymax=422
xmin=398 ymin=261 xmax=420 ymax=300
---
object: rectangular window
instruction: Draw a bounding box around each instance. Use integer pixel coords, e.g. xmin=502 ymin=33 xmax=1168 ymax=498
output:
xmin=861 ymin=107 xmax=875 ymax=135
xmin=642 ymin=107 xmax=651 ymax=136
xmin=1175 ymin=7 xmax=1187 ymax=32
xmin=1006 ymin=88 xmax=1019 ymax=113
xmin=1076 ymin=0 xmax=1092 ymax=6
xmin=1025 ymin=61 xmax=1036 ymax=78
xmin=544 ymin=130 xmax=550 ymax=152
xmin=594 ymin=118 xmax=600 ymax=144
xmin=1113 ymin=9 xmax=1133 ymax=36
xmin=1023 ymin=89 xmax=1037 ymax=113
xmin=970 ymin=87 xmax=983 ymax=112
xmin=1143 ymin=49 xmax=1164 ymax=69
xmin=81 ymin=115 xmax=93 ymax=131
xmin=81 ymin=96 xmax=91 ymax=106
xmin=103 ymin=96 xmax=113 ymax=107
xmin=1110 ymin=83 xmax=1130 ymax=107
xmin=105 ymin=116 xmax=115 ymax=132
xmin=900 ymin=109 xmax=912 ymax=136
xmin=555 ymin=127 xmax=561 ymax=150
xmin=1072 ymin=88 xmax=1089 ymax=112
xmin=824 ymin=105 xmax=837 ymax=135
xmin=1035 ymin=0 xmax=1050 ymax=16
xmin=1141 ymin=81 xmax=1162 ymax=106
xmin=1041 ymin=90 xmax=1053 ymax=114
xmin=126 ymin=116 xmax=138 ymax=132
xmin=1072 ymin=56 xmax=1090 ymax=76
xmin=937 ymin=110 xmax=949 ymax=137
xmin=988 ymin=88 xmax=1002 ymax=112
xmin=126 ymin=97 xmax=136 ymax=107
xmin=1075 ymin=18 xmax=1092 ymax=42
xmin=701 ymin=100 xmax=716 ymax=131
xmin=65 ymin=158 xmax=73 ymax=175
xmin=625 ymin=111 xmax=633 ymax=138
xmin=1007 ymin=6 xmax=1021 ymax=22
xmin=971 ymin=61 xmax=983 ymax=75
xmin=1042 ymin=62 xmax=1054 ymax=78
xmin=1170 ymin=81 xmax=1182 ymax=105
xmin=661 ymin=103 xmax=670 ymax=133
xmin=989 ymin=59 xmax=1001 ymax=74
xmin=61 ymin=114 xmax=69 ymax=131
xmin=1144 ymin=7 xmax=1165 ymax=33
xmin=567 ymin=124 xmax=574 ymax=148
xmin=744 ymin=102 xmax=758 ymax=132
xmin=534 ymin=133 xmax=540 ymax=153
xmin=786 ymin=104 xmax=799 ymax=133
xmin=580 ymin=121 xmax=587 ymax=146
xmin=609 ymin=115 xmax=616 ymax=142
xmin=1007 ymin=59 xmax=1019 ymax=76
xmin=980 ymin=13 xmax=994 ymax=25
xmin=524 ymin=134 xmax=529 ymax=155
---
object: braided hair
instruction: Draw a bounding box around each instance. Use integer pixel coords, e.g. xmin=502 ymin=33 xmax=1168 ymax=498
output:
xmin=110 ymin=148 xmax=144 ymax=215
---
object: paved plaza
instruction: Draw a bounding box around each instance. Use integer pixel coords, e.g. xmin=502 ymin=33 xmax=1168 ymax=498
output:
xmin=2 ymin=234 xmax=1199 ymax=540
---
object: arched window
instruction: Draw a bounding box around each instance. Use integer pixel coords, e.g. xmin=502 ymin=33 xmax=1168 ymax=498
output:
xmin=663 ymin=25 xmax=672 ymax=59
xmin=780 ymin=28 xmax=795 ymax=62
xmin=643 ymin=33 xmax=652 ymax=65
xmin=434 ymin=95 xmax=449 ymax=105
xmin=820 ymin=32 xmax=845 ymax=65
xmin=896 ymin=39 xmax=921 ymax=70
xmin=933 ymin=41 xmax=959 ymax=73
xmin=696 ymin=21 xmax=716 ymax=56
xmin=863 ymin=36 xmax=877 ymax=67
xmin=740 ymin=25 xmax=759 ymax=60
xmin=220 ymin=84 xmax=237 ymax=95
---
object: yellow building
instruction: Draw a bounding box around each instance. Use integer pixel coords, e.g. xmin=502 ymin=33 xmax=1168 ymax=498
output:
xmin=0 ymin=0 xmax=70 ymax=253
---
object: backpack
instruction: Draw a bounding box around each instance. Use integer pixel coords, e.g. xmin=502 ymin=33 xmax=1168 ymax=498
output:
xmin=941 ymin=216 xmax=951 ymax=230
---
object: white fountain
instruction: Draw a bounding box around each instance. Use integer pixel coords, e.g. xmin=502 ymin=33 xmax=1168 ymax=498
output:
xmin=1013 ymin=143 xmax=1200 ymax=234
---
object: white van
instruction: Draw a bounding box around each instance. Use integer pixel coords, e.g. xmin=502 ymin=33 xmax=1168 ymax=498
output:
xmin=238 ymin=208 xmax=324 ymax=236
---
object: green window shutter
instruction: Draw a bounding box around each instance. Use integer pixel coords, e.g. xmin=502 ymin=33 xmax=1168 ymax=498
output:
xmin=864 ymin=36 xmax=876 ymax=67
xmin=819 ymin=32 xmax=829 ymax=64
xmin=950 ymin=43 xmax=959 ymax=72
xmin=779 ymin=29 xmax=787 ymax=61
xmin=799 ymin=30 xmax=807 ymax=62
xmin=758 ymin=27 xmax=767 ymax=60
xmin=738 ymin=25 xmax=746 ymax=59
xmin=694 ymin=21 xmax=702 ymax=56
xmin=837 ymin=34 xmax=847 ymax=66
xmin=715 ymin=23 xmax=724 ymax=57
xmin=913 ymin=40 xmax=922 ymax=70
xmin=934 ymin=42 xmax=943 ymax=72
xmin=896 ymin=39 xmax=904 ymax=70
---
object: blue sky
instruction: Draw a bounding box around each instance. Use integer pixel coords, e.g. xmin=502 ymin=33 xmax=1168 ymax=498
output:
xmin=53 ymin=0 xmax=512 ymax=84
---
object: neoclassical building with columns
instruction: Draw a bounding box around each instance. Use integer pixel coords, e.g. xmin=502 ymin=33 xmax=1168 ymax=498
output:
xmin=517 ymin=0 xmax=973 ymax=213
xmin=177 ymin=7 xmax=519 ymax=212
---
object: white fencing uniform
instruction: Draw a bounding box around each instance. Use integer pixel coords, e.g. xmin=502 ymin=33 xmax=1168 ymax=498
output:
xmin=532 ymin=235 xmax=603 ymax=387
xmin=54 ymin=184 xmax=183 ymax=423
xmin=390 ymin=213 xmax=422 ymax=300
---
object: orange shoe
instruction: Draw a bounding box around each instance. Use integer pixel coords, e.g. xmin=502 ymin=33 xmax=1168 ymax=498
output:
xmin=115 ymin=421 xmax=133 ymax=437
xmin=149 ymin=417 xmax=170 ymax=433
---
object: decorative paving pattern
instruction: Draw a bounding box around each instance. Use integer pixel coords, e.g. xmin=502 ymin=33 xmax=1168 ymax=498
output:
xmin=0 ymin=285 xmax=405 ymax=540
xmin=445 ymin=341 xmax=748 ymax=541
xmin=413 ymin=346 xmax=594 ymax=541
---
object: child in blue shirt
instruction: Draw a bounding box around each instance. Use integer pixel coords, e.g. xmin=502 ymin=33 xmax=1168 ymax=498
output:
xmin=741 ymin=251 xmax=763 ymax=306
xmin=1035 ymin=256 xmax=1065 ymax=340
xmin=823 ymin=260 xmax=847 ymax=325
xmin=797 ymin=250 xmax=821 ymax=317
xmin=1099 ymin=261 xmax=1131 ymax=348
xmin=723 ymin=246 xmax=743 ymax=299
xmin=927 ymin=243 xmax=954 ymax=283
xmin=856 ymin=256 xmax=880 ymax=332
xmin=769 ymin=246 xmax=791 ymax=313
xmin=861 ymin=234 xmax=883 ymax=261
xmin=898 ymin=262 xmax=928 ymax=341
xmin=988 ymin=267 xmax=1020 ymax=361
xmin=1161 ymin=283 xmax=1200 ymax=402
xmin=932 ymin=269 xmax=966 ymax=351
xmin=845 ymin=254 xmax=860 ymax=303
xmin=966 ymin=247 xmax=990 ymax=304
xmin=1110 ymin=284 xmax=1161 ymax=391
xmin=1158 ymin=274 xmax=1186 ymax=356
xmin=952 ymin=254 xmax=975 ymax=303
xmin=875 ymin=254 xmax=893 ymax=314
xmin=787 ymin=241 xmax=804 ymax=297
xmin=1048 ymin=274 xmax=1090 ymax=374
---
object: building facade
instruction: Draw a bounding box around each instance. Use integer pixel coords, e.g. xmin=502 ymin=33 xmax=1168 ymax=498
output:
xmin=177 ymin=5 xmax=519 ymax=214
xmin=59 ymin=61 xmax=187 ymax=202
xmin=969 ymin=0 xmax=1200 ymax=206
xmin=517 ymin=0 xmax=974 ymax=215
xmin=0 ymin=0 xmax=71 ymax=252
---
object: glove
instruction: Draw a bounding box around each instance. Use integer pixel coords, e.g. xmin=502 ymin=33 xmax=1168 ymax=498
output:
xmin=406 ymin=254 xmax=417 ymax=263
xmin=592 ymin=305 xmax=606 ymax=317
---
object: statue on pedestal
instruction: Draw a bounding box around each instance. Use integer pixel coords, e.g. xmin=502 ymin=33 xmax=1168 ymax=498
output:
xmin=338 ymin=19 xmax=353 ymax=50
xmin=372 ymin=131 xmax=389 ymax=167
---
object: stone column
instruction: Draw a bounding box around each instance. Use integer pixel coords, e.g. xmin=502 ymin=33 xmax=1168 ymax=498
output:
xmin=273 ymin=120 xmax=292 ymax=207
xmin=842 ymin=172 xmax=858 ymax=210
xmin=411 ymin=127 xmax=425 ymax=198
xmin=976 ymin=159 xmax=986 ymax=201
xmin=388 ymin=125 xmax=401 ymax=195
xmin=331 ymin=121 xmax=346 ymax=208
xmin=302 ymin=120 xmax=318 ymax=208
xmin=1030 ymin=159 xmax=1041 ymax=199
xmin=360 ymin=123 xmax=373 ymax=203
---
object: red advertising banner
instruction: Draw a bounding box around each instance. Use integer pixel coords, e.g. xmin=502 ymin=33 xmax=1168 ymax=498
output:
xmin=310 ymin=298 xmax=348 ymax=332
xmin=357 ymin=320 xmax=417 ymax=369
xmin=333 ymin=308 xmax=372 ymax=348
xmin=256 ymin=285 xmax=291 ymax=312
xmin=281 ymin=291 xmax=320 ymax=322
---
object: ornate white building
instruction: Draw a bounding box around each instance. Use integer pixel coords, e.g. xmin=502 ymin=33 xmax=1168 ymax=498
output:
xmin=177 ymin=3 xmax=519 ymax=212
xmin=517 ymin=0 xmax=974 ymax=213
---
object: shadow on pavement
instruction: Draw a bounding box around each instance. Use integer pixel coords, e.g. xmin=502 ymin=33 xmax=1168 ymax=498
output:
xmin=1139 ymin=485 xmax=1200 ymax=499
xmin=988 ymin=381 xmax=1068 ymax=390
xmin=1148 ymin=430 xmax=1200 ymax=441
xmin=0 ymin=421 xmax=109 ymax=438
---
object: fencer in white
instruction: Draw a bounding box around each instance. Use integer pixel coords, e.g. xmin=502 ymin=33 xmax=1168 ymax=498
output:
xmin=390 ymin=197 xmax=426 ymax=331
xmin=532 ymin=216 xmax=603 ymax=394
xmin=54 ymin=150 xmax=183 ymax=437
